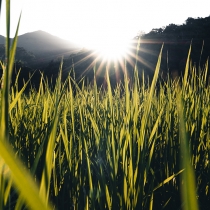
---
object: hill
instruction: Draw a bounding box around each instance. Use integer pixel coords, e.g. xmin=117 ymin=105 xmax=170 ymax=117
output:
xmin=0 ymin=44 xmax=36 ymax=65
xmin=137 ymin=16 xmax=210 ymax=78
xmin=16 ymin=30 xmax=78 ymax=54
xmin=0 ymin=30 xmax=81 ymax=68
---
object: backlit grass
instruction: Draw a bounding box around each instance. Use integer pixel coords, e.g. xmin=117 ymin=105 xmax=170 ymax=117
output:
xmin=1 ymin=54 xmax=209 ymax=209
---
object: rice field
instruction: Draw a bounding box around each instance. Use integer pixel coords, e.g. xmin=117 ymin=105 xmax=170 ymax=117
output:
xmin=0 ymin=1 xmax=210 ymax=209
xmin=1 ymin=47 xmax=210 ymax=209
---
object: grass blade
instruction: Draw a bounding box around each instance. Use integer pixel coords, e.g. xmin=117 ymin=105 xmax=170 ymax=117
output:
xmin=177 ymin=93 xmax=199 ymax=210
xmin=0 ymin=140 xmax=52 ymax=210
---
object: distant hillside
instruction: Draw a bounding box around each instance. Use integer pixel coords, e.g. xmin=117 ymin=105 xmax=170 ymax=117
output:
xmin=0 ymin=44 xmax=36 ymax=65
xmin=0 ymin=35 xmax=5 ymax=44
xmin=137 ymin=16 xmax=210 ymax=77
xmin=16 ymin=31 xmax=79 ymax=54
xmin=0 ymin=30 xmax=81 ymax=68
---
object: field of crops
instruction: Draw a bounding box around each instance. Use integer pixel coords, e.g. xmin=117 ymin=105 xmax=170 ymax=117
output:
xmin=0 ymin=1 xmax=210 ymax=209
xmin=1 ymin=47 xmax=210 ymax=209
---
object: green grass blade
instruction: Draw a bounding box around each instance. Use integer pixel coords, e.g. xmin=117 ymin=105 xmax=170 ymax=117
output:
xmin=9 ymin=72 xmax=34 ymax=112
xmin=0 ymin=140 xmax=52 ymax=210
xmin=177 ymin=94 xmax=199 ymax=210
xmin=183 ymin=44 xmax=191 ymax=89
xmin=39 ymin=113 xmax=59 ymax=204
xmin=153 ymin=169 xmax=184 ymax=191
xmin=1 ymin=4 xmax=21 ymax=140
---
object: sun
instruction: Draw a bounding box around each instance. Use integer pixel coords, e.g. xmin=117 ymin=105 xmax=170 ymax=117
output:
xmin=85 ymin=35 xmax=132 ymax=62
xmin=75 ymin=11 xmax=134 ymax=62
xmin=60 ymin=1 xmax=140 ymax=62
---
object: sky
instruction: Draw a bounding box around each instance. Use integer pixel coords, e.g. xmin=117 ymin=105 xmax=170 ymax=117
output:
xmin=0 ymin=0 xmax=209 ymax=58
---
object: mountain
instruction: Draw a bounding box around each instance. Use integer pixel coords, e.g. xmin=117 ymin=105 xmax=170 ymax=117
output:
xmin=134 ymin=15 xmax=210 ymax=79
xmin=16 ymin=30 xmax=79 ymax=54
xmin=0 ymin=44 xmax=36 ymax=65
xmin=0 ymin=30 xmax=82 ymax=90
xmin=0 ymin=30 xmax=81 ymax=67
xmin=0 ymin=35 xmax=5 ymax=44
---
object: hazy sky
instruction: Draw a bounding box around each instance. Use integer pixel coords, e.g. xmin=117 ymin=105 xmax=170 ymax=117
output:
xmin=0 ymin=0 xmax=209 ymax=48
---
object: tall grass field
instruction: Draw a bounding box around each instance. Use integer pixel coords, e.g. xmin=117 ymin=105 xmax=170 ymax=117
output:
xmin=0 ymin=1 xmax=210 ymax=209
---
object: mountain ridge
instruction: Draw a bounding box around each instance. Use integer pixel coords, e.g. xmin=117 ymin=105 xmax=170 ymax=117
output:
xmin=16 ymin=30 xmax=79 ymax=54
xmin=0 ymin=30 xmax=79 ymax=52
xmin=0 ymin=30 xmax=81 ymax=68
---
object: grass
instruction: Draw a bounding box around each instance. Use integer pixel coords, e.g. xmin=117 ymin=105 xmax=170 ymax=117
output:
xmin=0 ymin=0 xmax=210 ymax=209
